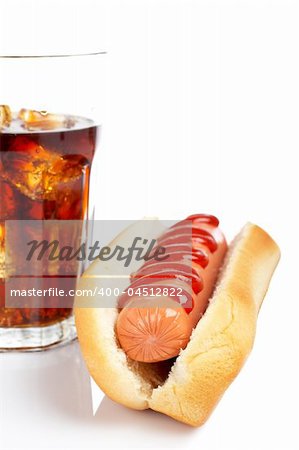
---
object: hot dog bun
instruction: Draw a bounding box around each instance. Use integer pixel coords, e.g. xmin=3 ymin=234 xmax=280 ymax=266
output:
xmin=75 ymin=222 xmax=280 ymax=426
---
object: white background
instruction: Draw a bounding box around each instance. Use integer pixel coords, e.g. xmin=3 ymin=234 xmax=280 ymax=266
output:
xmin=0 ymin=0 xmax=298 ymax=449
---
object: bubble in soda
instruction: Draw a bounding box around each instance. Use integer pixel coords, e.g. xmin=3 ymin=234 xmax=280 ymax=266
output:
xmin=19 ymin=108 xmax=76 ymax=131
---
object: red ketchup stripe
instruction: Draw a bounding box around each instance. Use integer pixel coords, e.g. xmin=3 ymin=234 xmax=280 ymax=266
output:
xmin=134 ymin=262 xmax=197 ymax=277
xmin=186 ymin=214 xmax=219 ymax=226
xmin=118 ymin=282 xmax=194 ymax=313
xmin=144 ymin=244 xmax=209 ymax=269
xmin=132 ymin=262 xmax=200 ymax=284
xmin=158 ymin=233 xmax=217 ymax=253
xmin=130 ymin=269 xmax=203 ymax=295
xmin=118 ymin=215 xmax=220 ymax=316
xmin=157 ymin=226 xmax=215 ymax=246
xmin=167 ymin=215 xmax=219 ymax=231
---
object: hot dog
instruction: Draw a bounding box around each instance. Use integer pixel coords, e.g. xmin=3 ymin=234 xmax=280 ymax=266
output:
xmin=75 ymin=217 xmax=280 ymax=426
xmin=116 ymin=215 xmax=227 ymax=362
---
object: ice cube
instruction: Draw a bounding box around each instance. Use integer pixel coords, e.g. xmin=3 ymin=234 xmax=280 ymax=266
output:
xmin=1 ymin=137 xmax=88 ymax=201
xmin=19 ymin=109 xmax=76 ymax=131
xmin=0 ymin=105 xmax=12 ymax=128
xmin=49 ymin=155 xmax=89 ymax=183
xmin=1 ymin=138 xmax=59 ymax=200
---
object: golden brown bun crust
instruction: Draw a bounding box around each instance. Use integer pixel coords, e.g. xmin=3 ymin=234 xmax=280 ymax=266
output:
xmin=75 ymin=220 xmax=166 ymax=409
xmin=75 ymin=223 xmax=280 ymax=426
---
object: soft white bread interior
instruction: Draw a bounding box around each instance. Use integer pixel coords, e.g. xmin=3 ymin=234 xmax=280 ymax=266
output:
xmin=75 ymin=222 xmax=280 ymax=426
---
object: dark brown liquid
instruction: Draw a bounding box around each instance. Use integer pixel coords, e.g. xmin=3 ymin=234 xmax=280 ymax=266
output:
xmin=0 ymin=117 xmax=99 ymax=327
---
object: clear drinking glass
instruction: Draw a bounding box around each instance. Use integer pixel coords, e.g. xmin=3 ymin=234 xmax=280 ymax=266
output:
xmin=0 ymin=53 xmax=105 ymax=350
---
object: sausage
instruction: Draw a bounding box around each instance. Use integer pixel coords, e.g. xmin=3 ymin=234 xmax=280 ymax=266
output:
xmin=116 ymin=214 xmax=227 ymax=362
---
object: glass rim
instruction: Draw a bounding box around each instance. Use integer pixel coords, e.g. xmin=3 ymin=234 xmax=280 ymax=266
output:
xmin=0 ymin=51 xmax=106 ymax=59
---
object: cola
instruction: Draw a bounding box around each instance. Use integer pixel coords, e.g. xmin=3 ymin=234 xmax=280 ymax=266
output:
xmin=0 ymin=108 xmax=99 ymax=327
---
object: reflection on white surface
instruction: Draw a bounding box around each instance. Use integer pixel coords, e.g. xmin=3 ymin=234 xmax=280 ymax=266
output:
xmin=0 ymin=322 xmax=297 ymax=450
xmin=0 ymin=340 xmax=199 ymax=450
xmin=0 ymin=341 xmax=95 ymax=450
xmin=0 ymin=339 xmax=200 ymax=450
xmin=0 ymin=341 xmax=93 ymax=422
xmin=95 ymin=396 xmax=197 ymax=449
